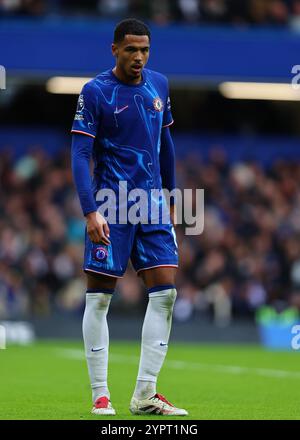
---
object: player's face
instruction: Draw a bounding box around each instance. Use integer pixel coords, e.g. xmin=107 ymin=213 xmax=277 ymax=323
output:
xmin=112 ymin=35 xmax=150 ymax=82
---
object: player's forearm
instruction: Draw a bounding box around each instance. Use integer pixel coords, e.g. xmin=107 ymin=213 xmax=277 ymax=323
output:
xmin=71 ymin=134 xmax=97 ymax=216
xmin=160 ymin=127 xmax=176 ymax=205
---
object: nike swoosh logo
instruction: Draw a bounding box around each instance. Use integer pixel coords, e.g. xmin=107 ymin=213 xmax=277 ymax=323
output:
xmin=91 ymin=348 xmax=104 ymax=352
xmin=160 ymin=342 xmax=168 ymax=347
xmin=114 ymin=105 xmax=129 ymax=114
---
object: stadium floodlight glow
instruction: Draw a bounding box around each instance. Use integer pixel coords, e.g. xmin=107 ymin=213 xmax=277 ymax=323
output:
xmin=46 ymin=76 xmax=92 ymax=94
xmin=219 ymin=82 xmax=300 ymax=101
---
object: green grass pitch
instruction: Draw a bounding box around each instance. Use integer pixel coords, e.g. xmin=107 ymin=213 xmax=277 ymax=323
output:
xmin=0 ymin=340 xmax=300 ymax=420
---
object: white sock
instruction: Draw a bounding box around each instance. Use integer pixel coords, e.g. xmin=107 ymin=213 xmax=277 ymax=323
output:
xmin=82 ymin=290 xmax=113 ymax=403
xmin=133 ymin=286 xmax=177 ymax=400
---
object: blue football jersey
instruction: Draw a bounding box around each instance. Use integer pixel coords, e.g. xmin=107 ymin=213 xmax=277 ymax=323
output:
xmin=71 ymin=68 xmax=173 ymax=200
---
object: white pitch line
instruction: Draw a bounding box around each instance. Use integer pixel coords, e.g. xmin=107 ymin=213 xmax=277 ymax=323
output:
xmin=56 ymin=348 xmax=300 ymax=380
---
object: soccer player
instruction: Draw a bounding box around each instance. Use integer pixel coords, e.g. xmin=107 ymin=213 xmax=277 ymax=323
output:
xmin=71 ymin=18 xmax=188 ymax=416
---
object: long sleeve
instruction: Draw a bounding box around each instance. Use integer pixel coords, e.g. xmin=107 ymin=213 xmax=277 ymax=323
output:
xmin=71 ymin=133 xmax=97 ymax=216
xmin=159 ymin=126 xmax=176 ymax=205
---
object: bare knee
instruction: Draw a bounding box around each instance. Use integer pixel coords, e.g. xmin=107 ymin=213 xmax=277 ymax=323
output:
xmin=85 ymin=271 xmax=117 ymax=291
xmin=139 ymin=267 xmax=177 ymax=290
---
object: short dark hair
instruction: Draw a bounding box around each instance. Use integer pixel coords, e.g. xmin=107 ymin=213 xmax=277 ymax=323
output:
xmin=113 ymin=18 xmax=151 ymax=43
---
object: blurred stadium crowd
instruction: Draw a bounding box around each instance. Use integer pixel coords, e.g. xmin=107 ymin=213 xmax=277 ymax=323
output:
xmin=1 ymin=0 xmax=300 ymax=28
xmin=1 ymin=145 xmax=300 ymax=325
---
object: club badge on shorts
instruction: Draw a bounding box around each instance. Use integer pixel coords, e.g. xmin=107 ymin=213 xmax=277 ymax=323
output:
xmin=92 ymin=246 xmax=108 ymax=262
xmin=153 ymin=97 xmax=164 ymax=112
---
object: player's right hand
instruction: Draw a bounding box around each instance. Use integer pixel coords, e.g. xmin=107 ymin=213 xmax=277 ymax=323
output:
xmin=85 ymin=211 xmax=110 ymax=245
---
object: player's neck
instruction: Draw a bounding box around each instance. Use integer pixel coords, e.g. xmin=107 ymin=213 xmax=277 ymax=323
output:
xmin=112 ymin=66 xmax=143 ymax=85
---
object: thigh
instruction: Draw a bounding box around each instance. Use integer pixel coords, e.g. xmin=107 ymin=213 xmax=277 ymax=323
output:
xmin=139 ymin=266 xmax=178 ymax=290
xmin=131 ymin=222 xmax=179 ymax=274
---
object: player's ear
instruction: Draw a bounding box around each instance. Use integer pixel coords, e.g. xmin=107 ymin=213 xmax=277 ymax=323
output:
xmin=111 ymin=43 xmax=118 ymax=57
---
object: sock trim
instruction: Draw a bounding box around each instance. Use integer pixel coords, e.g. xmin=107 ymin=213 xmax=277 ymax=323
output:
xmin=86 ymin=288 xmax=114 ymax=294
xmin=148 ymin=284 xmax=175 ymax=295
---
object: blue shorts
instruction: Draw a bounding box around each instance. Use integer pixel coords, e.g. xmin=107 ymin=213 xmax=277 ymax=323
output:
xmin=83 ymin=222 xmax=179 ymax=278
